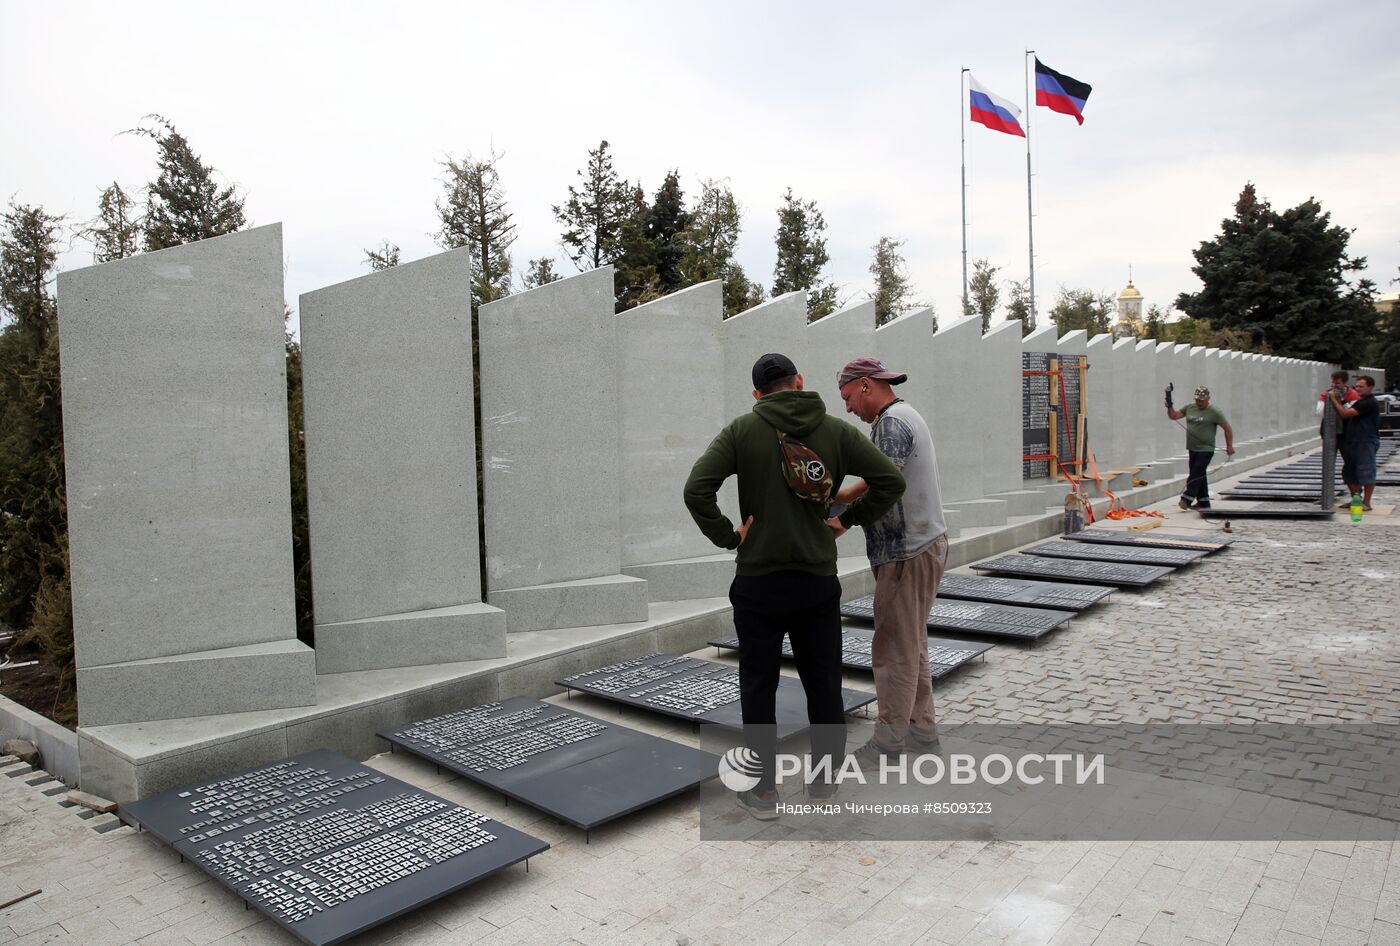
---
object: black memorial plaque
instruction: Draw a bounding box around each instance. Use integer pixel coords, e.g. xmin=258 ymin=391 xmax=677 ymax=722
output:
xmin=1054 ymin=354 xmax=1088 ymax=470
xmin=708 ymin=626 xmax=991 ymax=679
xmin=1219 ymin=490 xmax=1346 ymax=501
xmin=1063 ymin=528 xmax=1232 ymax=552
xmin=1024 ymin=540 xmax=1209 ymax=568
xmin=972 ymin=554 xmax=1173 ymax=587
xmin=936 ymin=572 xmax=1115 ymax=610
xmin=378 ymin=698 xmax=719 ymax=830
xmin=839 ymin=594 xmax=1073 ymax=641
xmin=121 ymin=749 xmax=548 ymax=946
xmin=557 ymin=653 xmax=875 ymax=738
xmin=1197 ymin=506 xmax=1335 ymax=519
xmin=1022 ymin=351 xmax=1051 ymax=478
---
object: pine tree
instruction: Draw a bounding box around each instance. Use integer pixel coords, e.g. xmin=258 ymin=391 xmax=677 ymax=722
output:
xmin=435 ymin=150 xmax=515 ymax=312
xmin=965 ymin=258 xmax=1001 ymax=333
xmin=85 ymin=183 xmax=142 ymax=263
xmin=772 ymin=188 xmax=837 ymax=321
xmin=721 ymin=268 xmax=767 ymax=319
xmin=645 ymin=171 xmax=689 ymax=294
xmin=135 ymin=116 xmax=246 ymax=251
xmin=1005 ymin=279 xmax=1034 ymax=336
xmin=554 ymin=140 xmax=632 ymax=272
xmin=613 ymin=183 xmax=660 ymax=312
xmin=521 ymin=257 xmax=561 ymax=290
xmin=0 ymin=203 xmax=71 ymax=670
xmin=364 ymin=241 xmax=400 ymax=271
xmin=1176 ymin=183 xmax=1376 ymax=363
xmin=681 ymin=179 xmax=763 ymax=318
xmin=869 ymin=237 xmax=913 ymax=326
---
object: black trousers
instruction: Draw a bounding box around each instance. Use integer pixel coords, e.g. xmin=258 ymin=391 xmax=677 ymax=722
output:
xmin=1182 ymin=450 xmax=1214 ymax=504
xmin=730 ymin=570 xmax=847 ymax=793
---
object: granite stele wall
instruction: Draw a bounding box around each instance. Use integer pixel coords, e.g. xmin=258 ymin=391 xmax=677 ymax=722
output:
xmin=57 ymin=225 xmax=316 ymax=727
xmin=477 ymin=267 xmax=649 ymax=632
xmin=299 ymin=247 xmax=506 ymax=672
xmin=615 ymin=280 xmax=735 ymax=600
xmin=59 ymin=227 xmax=1343 ymax=801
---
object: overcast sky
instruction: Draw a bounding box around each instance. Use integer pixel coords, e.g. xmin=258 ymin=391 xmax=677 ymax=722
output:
xmin=4 ymin=0 xmax=1398 ymax=336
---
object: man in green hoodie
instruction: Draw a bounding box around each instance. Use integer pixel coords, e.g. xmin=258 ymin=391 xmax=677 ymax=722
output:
xmin=684 ymin=353 xmax=906 ymax=819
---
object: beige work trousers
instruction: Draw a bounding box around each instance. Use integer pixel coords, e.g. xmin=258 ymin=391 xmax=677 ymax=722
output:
xmin=871 ymin=534 xmax=948 ymax=750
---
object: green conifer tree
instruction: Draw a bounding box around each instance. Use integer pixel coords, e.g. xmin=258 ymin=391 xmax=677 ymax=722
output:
xmin=135 ymin=116 xmax=246 ymax=251
xmin=0 ymin=204 xmax=71 ymax=670
xmin=554 ymin=140 xmax=632 ymax=272
xmin=435 ymin=150 xmax=516 ymax=312
xmin=869 ymin=237 xmax=913 ymax=326
xmin=772 ymin=188 xmax=837 ymax=321
xmin=85 ymin=183 xmax=143 ymax=263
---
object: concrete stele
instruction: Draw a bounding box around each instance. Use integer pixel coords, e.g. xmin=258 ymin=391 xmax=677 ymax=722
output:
xmin=924 ymin=314 xmax=985 ymax=504
xmin=873 ymin=308 xmax=938 ymax=482
xmin=298 ymin=247 xmax=506 ymax=673
xmin=1226 ymin=351 xmax=1245 ymax=445
xmin=1086 ymin=334 xmax=1120 ymax=474
xmin=806 ymin=298 xmax=880 ymax=557
xmin=616 ymin=280 xmax=735 ymax=600
xmin=56 ymin=224 xmax=314 ymax=726
xmin=1132 ymin=340 xmax=1160 ymax=465
xmin=981 ymin=320 xmax=1025 ymax=496
xmin=477 ymin=267 xmax=647 ymax=631
xmin=721 ymin=291 xmax=810 ymax=420
xmin=1155 ymin=342 xmax=1181 ymax=461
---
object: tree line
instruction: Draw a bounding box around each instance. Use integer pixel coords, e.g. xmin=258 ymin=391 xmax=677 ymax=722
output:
xmin=368 ymin=139 xmax=930 ymax=327
xmin=3 ymin=126 xmax=1396 ymax=724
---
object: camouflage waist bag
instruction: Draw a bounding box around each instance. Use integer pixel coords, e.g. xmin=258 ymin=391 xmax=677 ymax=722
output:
xmin=776 ymin=430 xmax=834 ymax=511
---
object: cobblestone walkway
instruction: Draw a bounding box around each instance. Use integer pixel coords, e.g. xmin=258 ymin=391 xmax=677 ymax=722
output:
xmin=2 ymin=485 xmax=1398 ymax=945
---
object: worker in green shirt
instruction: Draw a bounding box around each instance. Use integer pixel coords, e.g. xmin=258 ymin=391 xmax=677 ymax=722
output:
xmin=1167 ymin=385 xmax=1234 ymax=510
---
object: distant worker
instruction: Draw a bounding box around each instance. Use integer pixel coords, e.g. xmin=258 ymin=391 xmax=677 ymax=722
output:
xmin=1330 ymin=374 xmax=1380 ymax=511
xmin=1167 ymin=385 xmax=1234 ymax=510
xmin=683 ymin=353 xmax=905 ymax=819
xmin=832 ymin=357 xmax=949 ymax=766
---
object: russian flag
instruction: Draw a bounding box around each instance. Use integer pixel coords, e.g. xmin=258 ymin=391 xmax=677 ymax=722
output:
xmin=968 ymin=75 xmax=1025 ymax=137
xmin=1035 ymin=58 xmax=1092 ymax=125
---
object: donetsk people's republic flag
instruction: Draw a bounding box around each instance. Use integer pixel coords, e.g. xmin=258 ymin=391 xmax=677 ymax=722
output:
xmin=968 ymin=75 xmax=1025 ymax=137
xmin=1034 ymin=58 xmax=1092 ymax=124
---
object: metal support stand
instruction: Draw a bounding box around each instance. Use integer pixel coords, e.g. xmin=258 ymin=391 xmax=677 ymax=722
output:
xmin=1321 ymin=397 xmax=1338 ymax=512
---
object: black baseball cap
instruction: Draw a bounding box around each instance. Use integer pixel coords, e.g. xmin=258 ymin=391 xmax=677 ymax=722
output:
xmin=752 ymin=352 xmax=798 ymax=390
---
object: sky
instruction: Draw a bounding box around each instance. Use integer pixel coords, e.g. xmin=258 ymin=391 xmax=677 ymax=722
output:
xmin=3 ymin=0 xmax=1399 ymax=337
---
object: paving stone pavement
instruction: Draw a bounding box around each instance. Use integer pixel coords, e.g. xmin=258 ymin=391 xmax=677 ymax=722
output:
xmin=3 ymin=477 xmax=1399 ymax=946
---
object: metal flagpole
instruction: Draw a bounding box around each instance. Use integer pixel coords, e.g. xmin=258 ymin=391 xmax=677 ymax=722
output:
xmin=1025 ymin=49 xmax=1036 ymax=328
xmin=961 ymin=67 xmax=969 ymax=310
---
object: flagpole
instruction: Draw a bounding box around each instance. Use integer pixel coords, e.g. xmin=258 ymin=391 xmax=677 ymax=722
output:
xmin=1025 ymin=49 xmax=1037 ymax=329
xmin=960 ymin=67 xmax=969 ymax=311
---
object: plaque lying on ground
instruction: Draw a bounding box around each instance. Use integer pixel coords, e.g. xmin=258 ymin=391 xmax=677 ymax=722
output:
xmin=1218 ymin=490 xmax=1345 ymax=501
xmin=934 ymin=573 xmax=1115 ymax=610
xmin=122 ymin=749 xmax=548 ymax=946
xmin=1023 ymin=540 xmax=1209 ymax=568
xmin=557 ymin=653 xmax=875 ymax=738
xmin=838 ymin=594 xmax=1073 ymax=641
xmin=378 ymin=697 xmax=717 ymax=830
xmin=1197 ymin=506 xmax=1335 ymax=519
xmin=1063 ymin=528 xmax=1233 ymax=551
xmin=972 ymin=555 xmax=1173 ymax=587
xmin=709 ymin=626 xmax=992 ymax=677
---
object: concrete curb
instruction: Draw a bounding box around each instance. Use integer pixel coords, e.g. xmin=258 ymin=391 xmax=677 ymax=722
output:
xmin=0 ymin=692 xmax=79 ymax=787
